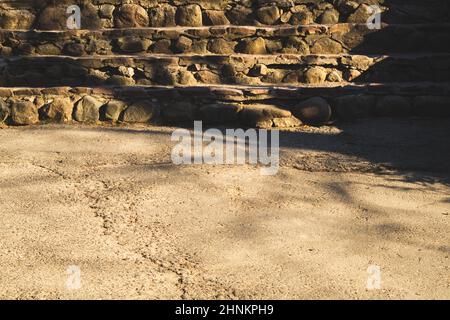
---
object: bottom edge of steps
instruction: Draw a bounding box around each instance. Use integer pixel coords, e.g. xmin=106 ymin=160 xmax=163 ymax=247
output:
xmin=1 ymin=84 xmax=450 ymax=128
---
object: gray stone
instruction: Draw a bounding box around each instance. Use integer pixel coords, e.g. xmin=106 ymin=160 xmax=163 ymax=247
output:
xmin=104 ymin=100 xmax=127 ymax=122
xmin=293 ymin=97 xmax=332 ymax=126
xmin=162 ymin=102 xmax=196 ymax=122
xmin=74 ymin=96 xmax=102 ymax=123
xmin=122 ymin=101 xmax=159 ymax=123
xmin=334 ymin=95 xmax=376 ymax=120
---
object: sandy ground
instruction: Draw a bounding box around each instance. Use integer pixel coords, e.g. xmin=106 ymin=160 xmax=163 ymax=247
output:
xmin=0 ymin=119 xmax=449 ymax=300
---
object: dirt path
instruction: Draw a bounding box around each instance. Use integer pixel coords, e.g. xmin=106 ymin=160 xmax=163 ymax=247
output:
xmin=0 ymin=119 xmax=449 ymax=299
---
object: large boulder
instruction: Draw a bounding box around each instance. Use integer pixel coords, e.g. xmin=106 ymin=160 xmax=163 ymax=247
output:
xmin=348 ymin=4 xmax=374 ymax=24
xmin=304 ymin=67 xmax=327 ymax=84
xmin=11 ymin=101 xmax=39 ymax=125
xmin=177 ymin=5 xmax=203 ymax=27
xmin=37 ymin=6 xmax=67 ymax=30
xmin=41 ymin=97 xmax=73 ymax=123
xmin=311 ymin=38 xmax=343 ymax=54
xmin=320 ymin=9 xmax=340 ymax=24
xmin=74 ymin=96 xmax=102 ymax=123
xmin=0 ymin=10 xmax=35 ymax=29
xmin=149 ymin=5 xmax=177 ymax=27
xmin=37 ymin=4 xmax=100 ymax=30
xmin=103 ymin=100 xmax=127 ymax=122
xmin=114 ymin=4 xmax=149 ymax=28
xmin=117 ymin=37 xmax=151 ymax=53
xmin=293 ymin=97 xmax=332 ymax=126
xmin=334 ymin=95 xmax=375 ymax=120
xmin=240 ymin=104 xmax=291 ymax=128
xmin=239 ymin=37 xmax=267 ymax=54
xmin=257 ymin=6 xmax=281 ymax=25
xmin=122 ymin=101 xmax=159 ymax=123
xmin=204 ymin=10 xmax=230 ymax=25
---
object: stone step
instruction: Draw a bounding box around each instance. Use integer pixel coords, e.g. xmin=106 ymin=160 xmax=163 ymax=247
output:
xmin=1 ymin=0 xmax=449 ymax=30
xmin=1 ymin=24 xmax=449 ymax=57
xmin=1 ymin=83 xmax=449 ymax=128
xmin=0 ymin=53 xmax=449 ymax=87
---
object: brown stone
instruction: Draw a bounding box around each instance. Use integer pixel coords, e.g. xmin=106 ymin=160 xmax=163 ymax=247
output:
xmin=0 ymin=10 xmax=35 ymax=29
xmin=320 ymin=9 xmax=340 ymax=24
xmin=63 ymin=43 xmax=85 ymax=56
xmin=207 ymin=39 xmax=235 ymax=54
xmin=239 ymin=37 xmax=267 ymax=54
xmin=41 ymin=97 xmax=73 ymax=123
xmin=149 ymin=5 xmax=176 ymax=27
xmin=11 ymin=101 xmax=39 ymax=125
xmin=311 ymin=38 xmax=343 ymax=54
xmin=177 ymin=5 xmax=203 ymax=27
xmin=117 ymin=37 xmax=151 ymax=53
xmin=162 ymin=102 xmax=196 ymax=122
xmin=114 ymin=4 xmax=149 ymax=28
xmin=257 ymin=6 xmax=281 ymax=25
xmin=122 ymin=101 xmax=159 ymax=123
xmin=304 ymin=67 xmax=327 ymax=84
xmin=204 ymin=10 xmax=230 ymax=25
xmin=37 ymin=6 xmax=67 ymax=30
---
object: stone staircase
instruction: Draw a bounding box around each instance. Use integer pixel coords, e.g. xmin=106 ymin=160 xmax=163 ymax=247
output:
xmin=0 ymin=0 xmax=449 ymax=128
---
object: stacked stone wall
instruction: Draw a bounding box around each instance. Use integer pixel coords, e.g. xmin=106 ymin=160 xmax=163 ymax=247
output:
xmin=0 ymin=0 xmax=449 ymax=128
xmin=1 ymin=0 xmax=449 ymax=30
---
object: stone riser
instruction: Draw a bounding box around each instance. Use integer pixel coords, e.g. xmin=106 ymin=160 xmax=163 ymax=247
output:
xmin=1 ymin=54 xmax=449 ymax=87
xmin=1 ymin=0 xmax=449 ymax=30
xmin=1 ymin=84 xmax=449 ymax=128
xmin=1 ymin=24 xmax=449 ymax=57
